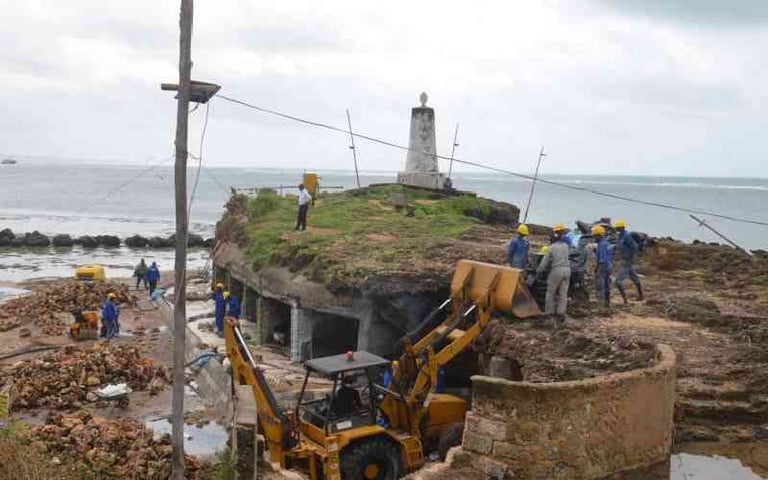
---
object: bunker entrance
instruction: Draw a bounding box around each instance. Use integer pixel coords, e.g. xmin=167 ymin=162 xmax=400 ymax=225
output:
xmin=261 ymin=297 xmax=291 ymax=349
xmin=310 ymin=312 xmax=359 ymax=358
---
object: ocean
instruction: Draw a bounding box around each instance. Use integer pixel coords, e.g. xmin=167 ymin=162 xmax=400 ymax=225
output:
xmin=0 ymin=160 xmax=766 ymax=282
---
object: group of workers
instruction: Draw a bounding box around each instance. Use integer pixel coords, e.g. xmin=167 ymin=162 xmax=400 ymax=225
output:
xmin=213 ymin=282 xmax=241 ymax=336
xmin=508 ymin=219 xmax=643 ymax=322
xmin=133 ymin=258 xmax=161 ymax=296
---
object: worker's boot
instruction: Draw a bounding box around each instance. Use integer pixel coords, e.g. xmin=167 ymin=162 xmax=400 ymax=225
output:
xmin=617 ymin=285 xmax=628 ymax=305
xmin=636 ymin=283 xmax=645 ymax=301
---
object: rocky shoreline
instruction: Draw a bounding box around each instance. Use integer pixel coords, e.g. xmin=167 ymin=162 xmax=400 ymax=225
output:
xmin=0 ymin=228 xmax=214 ymax=249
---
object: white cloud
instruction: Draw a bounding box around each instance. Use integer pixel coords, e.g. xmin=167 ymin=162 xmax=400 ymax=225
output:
xmin=0 ymin=0 xmax=766 ymax=176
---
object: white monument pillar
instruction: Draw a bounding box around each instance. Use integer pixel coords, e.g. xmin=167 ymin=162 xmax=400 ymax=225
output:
xmin=397 ymin=92 xmax=445 ymax=190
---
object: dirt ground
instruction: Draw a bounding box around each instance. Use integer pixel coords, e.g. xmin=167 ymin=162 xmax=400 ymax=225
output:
xmin=0 ymin=278 xmax=224 ymax=478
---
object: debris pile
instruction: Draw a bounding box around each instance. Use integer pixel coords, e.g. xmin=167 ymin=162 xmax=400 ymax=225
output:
xmin=0 ymin=281 xmax=133 ymax=335
xmin=478 ymin=320 xmax=657 ymax=382
xmin=29 ymin=411 xmax=206 ymax=479
xmin=2 ymin=343 xmax=169 ymax=409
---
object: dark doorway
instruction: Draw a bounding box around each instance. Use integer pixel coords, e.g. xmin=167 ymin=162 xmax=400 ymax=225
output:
xmin=311 ymin=312 xmax=359 ymax=358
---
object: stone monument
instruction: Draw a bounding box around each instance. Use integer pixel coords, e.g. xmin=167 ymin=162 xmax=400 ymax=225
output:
xmin=397 ymin=92 xmax=445 ymax=190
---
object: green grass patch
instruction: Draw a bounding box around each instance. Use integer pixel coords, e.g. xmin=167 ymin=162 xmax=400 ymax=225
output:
xmin=240 ymin=185 xmax=487 ymax=286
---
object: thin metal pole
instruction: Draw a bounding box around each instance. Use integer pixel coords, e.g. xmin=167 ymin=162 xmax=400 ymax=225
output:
xmin=346 ymin=109 xmax=361 ymax=188
xmin=171 ymin=0 xmax=193 ymax=478
xmin=447 ymin=123 xmax=460 ymax=180
xmin=690 ymin=214 xmax=753 ymax=258
xmin=522 ymin=146 xmax=545 ymax=224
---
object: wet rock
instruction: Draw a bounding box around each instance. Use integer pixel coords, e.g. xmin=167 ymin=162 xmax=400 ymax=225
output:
xmin=125 ymin=234 xmax=149 ymax=248
xmin=0 ymin=228 xmax=15 ymax=246
xmin=77 ymin=235 xmax=98 ymax=248
xmin=52 ymin=234 xmax=74 ymax=247
xmin=24 ymin=231 xmax=50 ymax=247
xmin=148 ymin=236 xmax=172 ymax=248
xmin=187 ymin=233 xmax=204 ymax=247
xmin=95 ymin=235 xmax=121 ymax=248
xmin=202 ymin=237 xmax=215 ymax=248
xmin=10 ymin=236 xmax=25 ymax=247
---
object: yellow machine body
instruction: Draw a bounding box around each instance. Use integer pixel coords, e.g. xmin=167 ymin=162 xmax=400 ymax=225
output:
xmin=75 ymin=265 xmax=106 ymax=281
xmin=69 ymin=310 xmax=100 ymax=340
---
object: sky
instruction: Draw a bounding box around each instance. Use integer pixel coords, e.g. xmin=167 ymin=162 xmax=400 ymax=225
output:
xmin=0 ymin=0 xmax=767 ymax=177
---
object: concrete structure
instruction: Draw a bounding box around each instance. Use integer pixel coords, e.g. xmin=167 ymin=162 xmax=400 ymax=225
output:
xmin=461 ymin=344 xmax=676 ymax=479
xmin=213 ymin=242 xmax=444 ymax=363
xmin=397 ymin=92 xmax=445 ymax=190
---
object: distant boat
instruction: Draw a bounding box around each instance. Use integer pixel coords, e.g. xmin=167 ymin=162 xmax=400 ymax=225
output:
xmin=1 ymin=159 xmax=17 ymax=165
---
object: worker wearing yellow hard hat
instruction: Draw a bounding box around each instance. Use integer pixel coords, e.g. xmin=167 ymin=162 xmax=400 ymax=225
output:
xmin=536 ymin=223 xmax=572 ymax=325
xmin=507 ymin=224 xmax=531 ymax=269
xmin=613 ymin=219 xmax=644 ymax=304
xmin=102 ymin=292 xmax=119 ymax=339
xmin=592 ymin=224 xmax=612 ymax=312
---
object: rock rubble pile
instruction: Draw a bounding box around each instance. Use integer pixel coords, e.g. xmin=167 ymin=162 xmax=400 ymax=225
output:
xmin=0 ymin=281 xmax=133 ymax=335
xmin=2 ymin=343 xmax=169 ymax=409
xmin=29 ymin=411 xmax=206 ymax=479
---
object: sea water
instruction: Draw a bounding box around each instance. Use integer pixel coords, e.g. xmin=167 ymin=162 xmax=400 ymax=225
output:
xmin=0 ymin=160 xmax=766 ymax=282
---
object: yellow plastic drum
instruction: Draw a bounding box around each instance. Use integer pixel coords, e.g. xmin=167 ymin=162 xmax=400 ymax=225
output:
xmin=75 ymin=264 xmax=106 ymax=281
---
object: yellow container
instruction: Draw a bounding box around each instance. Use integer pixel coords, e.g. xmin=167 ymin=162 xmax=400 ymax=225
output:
xmin=302 ymin=172 xmax=319 ymax=199
xmin=75 ymin=264 xmax=106 ymax=281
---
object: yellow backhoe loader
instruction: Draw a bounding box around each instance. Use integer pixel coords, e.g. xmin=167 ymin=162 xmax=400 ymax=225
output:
xmin=224 ymin=259 xmax=539 ymax=479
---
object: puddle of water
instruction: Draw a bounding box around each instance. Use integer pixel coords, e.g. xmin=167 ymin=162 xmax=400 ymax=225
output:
xmin=671 ymin=453 xmax=763 ymax=479
xmin=629 ymin=453 xmax=765 ymax=480
xmin=145 ymin=417 xmax=228 ymax=458
xmin=0 ymin=286 xmax=28 ymax=304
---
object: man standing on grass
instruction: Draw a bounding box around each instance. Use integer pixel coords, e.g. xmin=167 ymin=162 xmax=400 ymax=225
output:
xmin=295 ymin=183 xmax=312 ymax=232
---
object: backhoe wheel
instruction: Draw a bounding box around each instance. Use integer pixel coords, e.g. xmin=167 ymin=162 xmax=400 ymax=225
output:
xmin=437 ymin=423 xmax=464 ymax=461
xmin=341 ymin=437 xmax=401 ymax=480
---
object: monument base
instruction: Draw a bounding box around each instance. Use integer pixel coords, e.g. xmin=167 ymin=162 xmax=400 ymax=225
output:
xmin=397 ymin=171 xmax=445 ymax=190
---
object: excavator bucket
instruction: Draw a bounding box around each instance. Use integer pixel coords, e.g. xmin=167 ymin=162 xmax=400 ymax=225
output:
xmin=450 ymin=259 xmax=540 ymax=318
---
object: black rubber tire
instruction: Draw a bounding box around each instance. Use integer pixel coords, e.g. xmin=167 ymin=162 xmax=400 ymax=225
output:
xmin=437 ymin=423 xmax=464 ymax=461
xmin=340 ymin=437 xmax=401 ymax=480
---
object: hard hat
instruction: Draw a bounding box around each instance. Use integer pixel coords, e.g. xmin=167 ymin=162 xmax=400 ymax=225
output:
xmin=540 ymin=246 xmax=549 ymax=254
xmin=516 ymin=224 xmax=530 ymax=236
xmin=215 ymin=282 xmax=224 ymax=290
xmin=223 ymin=291 xmax=230 ymax=299
xmin=553 ymin=223 xmax=566 ymax=233
xmin=614 ymin=219 xmax=626 ymax=229
xmin=392 ymin=360 xmax=399 ymax=368
xmin=107 ymin=292 xmax=117 ymax=300
xmin=591 ymin=225 xmax=606 ymax=236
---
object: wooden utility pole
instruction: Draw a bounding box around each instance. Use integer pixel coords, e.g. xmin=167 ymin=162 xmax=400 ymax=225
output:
xmin=346 ymin=109 xmax=361 ymax=188
xmin=171 ymin=0 xmax=193 ymax=478
xmin=447 ymin=123 xmax=460 ymax=180
xmin=522 ymin=146 xmax=545 ymax=224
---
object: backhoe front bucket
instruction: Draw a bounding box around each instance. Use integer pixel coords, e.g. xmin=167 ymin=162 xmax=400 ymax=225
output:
xmin=450 ymin=259 xmax=540 ymax=318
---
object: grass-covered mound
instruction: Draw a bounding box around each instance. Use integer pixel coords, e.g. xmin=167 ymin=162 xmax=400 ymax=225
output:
xmin=217 ymin=184 xmax=517 ymax=291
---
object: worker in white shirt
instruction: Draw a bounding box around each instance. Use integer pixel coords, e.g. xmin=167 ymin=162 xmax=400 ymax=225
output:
xmin=295 ymin=183 xmax=312 ymax=231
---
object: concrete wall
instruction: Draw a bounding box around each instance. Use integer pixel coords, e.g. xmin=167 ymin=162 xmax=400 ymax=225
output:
xmin=462 ymin=345 xmax=676 ymax=480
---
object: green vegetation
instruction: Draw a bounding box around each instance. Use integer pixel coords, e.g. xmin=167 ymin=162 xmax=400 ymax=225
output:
xmin=241 ymin=184 xmax=497 ymax=288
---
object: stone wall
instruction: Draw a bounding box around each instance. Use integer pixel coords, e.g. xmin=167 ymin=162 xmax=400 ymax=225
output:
xmin=462 ymin=344 xmax=676 ymax=480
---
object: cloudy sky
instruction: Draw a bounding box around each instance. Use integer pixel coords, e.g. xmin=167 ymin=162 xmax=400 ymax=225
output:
xmin=1 ymin=0 xmax=767 ymax=176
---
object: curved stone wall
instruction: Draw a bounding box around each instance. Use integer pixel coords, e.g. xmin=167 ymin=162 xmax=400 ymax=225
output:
xmin=462 ymin=344 xmax=676 ymax=479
